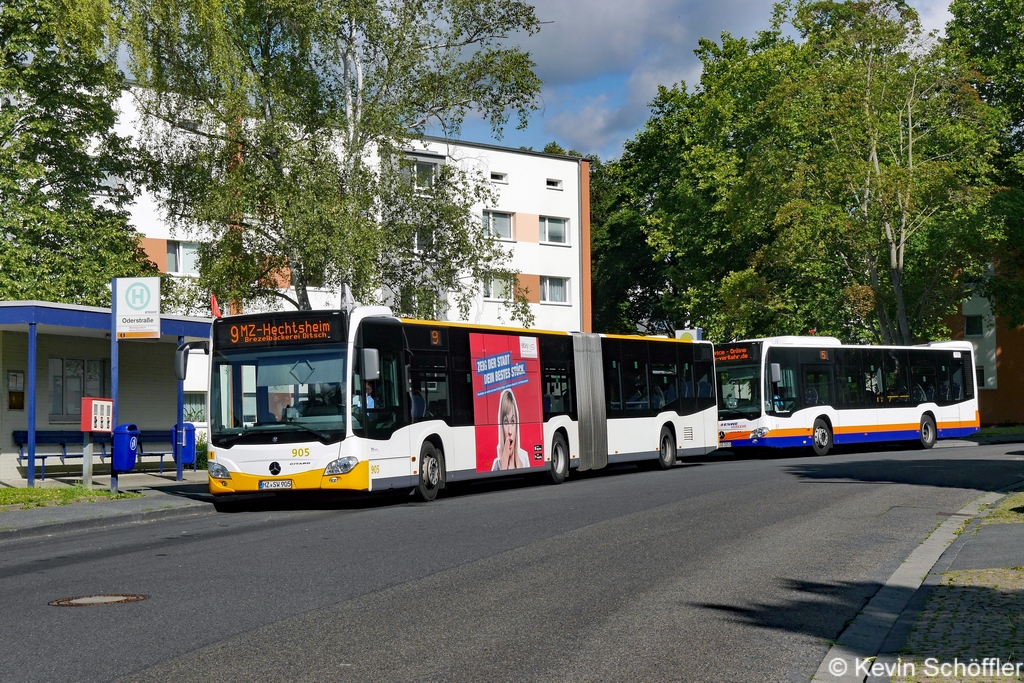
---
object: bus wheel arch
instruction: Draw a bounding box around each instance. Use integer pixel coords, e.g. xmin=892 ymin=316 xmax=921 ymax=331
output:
xmin=415 ymin=439 xmax=445 ymax=501
xmin=657 ymin=423 xmax=677 ymax=469
xmin=812 ymin=416 xmax=833 ymax=456
xmin=549 ymin=429 xmax=569 ymax=484
xmin=919 ymin=413 xmax=937 ymax=449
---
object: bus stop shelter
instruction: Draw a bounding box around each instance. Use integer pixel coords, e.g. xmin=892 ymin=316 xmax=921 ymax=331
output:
xmin=0 ymin=301 xmax=211 ymax=484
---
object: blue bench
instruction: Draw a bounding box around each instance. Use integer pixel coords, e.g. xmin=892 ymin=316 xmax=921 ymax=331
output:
xmin=14 ymin=429 xmax=181 ymax=480
xmin=13 ymin=431 xmax=111 ymax=480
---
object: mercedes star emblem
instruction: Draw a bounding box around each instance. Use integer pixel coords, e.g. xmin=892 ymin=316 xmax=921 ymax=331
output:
xmin=269 ymin=462 xmax=281 ymax=475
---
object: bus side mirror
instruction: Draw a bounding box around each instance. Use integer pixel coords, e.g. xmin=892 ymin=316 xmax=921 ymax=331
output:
xmin=362 ymin=348 xmax=380 ymax=381
xmin=770 ymin=362 xmax=782 ymax=384
xmin=175 ymin=341 xmax=209 ymax=381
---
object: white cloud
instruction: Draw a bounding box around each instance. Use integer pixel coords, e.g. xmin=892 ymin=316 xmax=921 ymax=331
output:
xmin=515 ymin=0 xmax=955 ymax=158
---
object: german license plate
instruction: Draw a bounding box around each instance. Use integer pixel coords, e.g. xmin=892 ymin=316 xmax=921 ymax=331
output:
xmin=719 ymin=441 xmax=731 ymax=448
xmin=259 ymin=480 xmax=292 ymax=490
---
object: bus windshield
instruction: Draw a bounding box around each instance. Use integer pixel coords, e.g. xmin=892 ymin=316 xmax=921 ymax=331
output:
xmin=210 ymin=345 xmax=347 ymax=446
xmin=716 ymin=363 xmax=762 ymax=421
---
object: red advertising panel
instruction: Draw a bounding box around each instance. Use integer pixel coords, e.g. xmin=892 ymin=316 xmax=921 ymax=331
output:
xmin=470 ymin=333 xmax=545 ymax=472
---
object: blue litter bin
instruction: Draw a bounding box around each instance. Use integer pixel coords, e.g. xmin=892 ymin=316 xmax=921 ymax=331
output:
xmin=173 ymin=423 xmax=196 ymax=466
xmin=112 ymin=424 xmax=139 ymax=473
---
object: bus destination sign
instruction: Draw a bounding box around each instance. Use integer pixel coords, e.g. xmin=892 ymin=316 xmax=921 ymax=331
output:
xmin=215 ymin=314 xmax=342 ymax=348
xmin=714 ymin=343 xmax=761 ymax=363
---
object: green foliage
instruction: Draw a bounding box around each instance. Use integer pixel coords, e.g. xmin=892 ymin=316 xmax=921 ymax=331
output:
xmin=948 ymin=0 xmax=1024 ymax=326
xmin=0 ymin=0 xmax=156 ymax=305
xmin=616 ymin=0 xmax=1002 ymax=343
xmin=124 ymin=0 xmax=541 ymax=322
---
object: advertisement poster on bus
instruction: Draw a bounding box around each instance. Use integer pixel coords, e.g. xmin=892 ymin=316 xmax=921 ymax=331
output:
xmin=470 ymin=333 xmax=545 ymax=473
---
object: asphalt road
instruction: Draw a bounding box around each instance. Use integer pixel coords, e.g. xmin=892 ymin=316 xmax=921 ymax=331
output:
xmin=2 ymin=442 xmax=1022 ymax=683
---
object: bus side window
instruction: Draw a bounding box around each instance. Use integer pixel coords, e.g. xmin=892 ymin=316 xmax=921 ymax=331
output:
xmin=621 ymin=340 xmax=650 ymax=412
xmin=677 ymin=343 xmax=696 ymax=416
xmin=694 ymin=343 xmax=715 ymax=410
xmin=602 ymin=338 xmax=623 ymax=416
xmin=542 ymin=363 xmax=572 ymax=417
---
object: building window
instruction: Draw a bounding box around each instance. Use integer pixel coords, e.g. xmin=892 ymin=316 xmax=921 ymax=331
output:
xmin=546 ymin=178 xmax=563 ymax=190
xmin=49 ymin=358 xmax=107 ymax=417
xmin=540 ymin=276 xmax=569 ymax=304
xmin=490 ymin=171 xmax=508 ymax=183
xmin=483 ymin=277 xmax=511 ymax=300
xmin=167 ymin=241 xmax=201 ymax=275
xmin=964 ymin=315 xmax=984 ymax=336
xmin=413 ymin=160 xmax=437 ymax=192
xmin=483 ymin=211 xmax=513 ymax=240
xmin=184 ymin=392 xmax=207 ymax=422
xmin=976 ymin=366 xmax=985 ymax=388
xmin=539 ymin=216 xmax=568 ymax=244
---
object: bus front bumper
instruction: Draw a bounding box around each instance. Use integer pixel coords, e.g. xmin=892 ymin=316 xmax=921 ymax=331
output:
xmin=208 ymin=460 xmax=370 ymax=495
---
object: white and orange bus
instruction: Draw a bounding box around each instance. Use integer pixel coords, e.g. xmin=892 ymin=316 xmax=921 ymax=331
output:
xmin=177 ymin=306 xmax=719 ymax=501
xmin=714 ymin=337 xmax=980 ymax=455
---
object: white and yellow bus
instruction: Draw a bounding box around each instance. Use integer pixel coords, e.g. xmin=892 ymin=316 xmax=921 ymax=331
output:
xmin=177 ymin=306 xmax=719 ymax=501
xmin=714 ymin=336 xmax=980 ymax=455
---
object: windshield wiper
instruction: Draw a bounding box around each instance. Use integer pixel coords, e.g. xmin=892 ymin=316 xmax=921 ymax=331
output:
xmin=278 ymin=420 xmax=333 ymax=442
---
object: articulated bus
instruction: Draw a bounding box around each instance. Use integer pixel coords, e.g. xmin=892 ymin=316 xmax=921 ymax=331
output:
xmin=178 ymin=306 xmax=719 ymax=501
xmin=714 ymin=337 xmax=980 ymax=455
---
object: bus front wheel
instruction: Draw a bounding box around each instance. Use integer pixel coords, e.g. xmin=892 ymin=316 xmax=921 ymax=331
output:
xmin=919 ymin=415 xmax=937 ymax=449
xmin=549 ymin=432 xmax=568 ymax=484
xmin=415 ymin=442 xmax=443 ymax=502
xmin=812 ymin=418 xmax=832 ymax=456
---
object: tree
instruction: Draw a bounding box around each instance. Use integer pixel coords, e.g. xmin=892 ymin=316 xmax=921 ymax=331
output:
xmin=948 ymin=0 xmax=1024 ymax=326
xmin=0 ymin=0 xmax=156 ymax=305
xmin=124 ymin=0 xmax=541 ymax=320
xmin=625 ymin=0 xmax=1002 ymax=343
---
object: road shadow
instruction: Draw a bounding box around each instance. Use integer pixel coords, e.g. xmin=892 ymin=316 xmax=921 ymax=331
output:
xmin=202 ymin=460 xmax=704 ymax=513
xmin=691 ymin=577 xmax=887 ymax=642
xmin=693 ymin=576 xmax=1024 ymax=663
xmin=786 ymin=458 xmax=1024 ymax=492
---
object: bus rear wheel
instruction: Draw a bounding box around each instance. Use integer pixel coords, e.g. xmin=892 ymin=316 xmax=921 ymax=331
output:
xmin=415 ymin=442 xmax=443 ymax=502
xmin=812 ymin=418 xmax=832 ymax=456
xmin=919 ymin=415 xmax=937 ymax=449
xmin=549 ymin=432 xmax=568 ymax=484
xmin=657 ymin=426 xmax=676 ymax=469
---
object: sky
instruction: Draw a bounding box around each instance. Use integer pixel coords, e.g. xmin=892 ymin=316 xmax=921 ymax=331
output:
xmin=454 ymin=0 xmax=954 ymax=160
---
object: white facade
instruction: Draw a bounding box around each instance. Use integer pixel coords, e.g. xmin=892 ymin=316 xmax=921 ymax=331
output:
xmin=114 ymin=95 xmax=592 ymax=335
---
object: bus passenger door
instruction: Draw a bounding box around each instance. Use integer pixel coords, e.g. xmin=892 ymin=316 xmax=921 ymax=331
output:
xmin=356 ymin=319 xmax=411 ymax=486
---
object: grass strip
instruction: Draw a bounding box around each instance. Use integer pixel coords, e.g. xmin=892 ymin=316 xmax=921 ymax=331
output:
xmin=0 ymin=486 xmax=140 ymax=509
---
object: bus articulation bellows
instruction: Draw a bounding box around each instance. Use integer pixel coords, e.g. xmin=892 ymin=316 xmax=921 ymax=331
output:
xmin=177 ymin=306 xmax=720 ymax=500
xmin=714 ymin=336 xmax=980 ymax=455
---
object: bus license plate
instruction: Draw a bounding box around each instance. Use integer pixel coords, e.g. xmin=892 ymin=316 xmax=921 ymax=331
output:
xmin=259 ymin=480 xmax=292 ymax=490
xmin=719 ymin=441 xmax=731 ymax=448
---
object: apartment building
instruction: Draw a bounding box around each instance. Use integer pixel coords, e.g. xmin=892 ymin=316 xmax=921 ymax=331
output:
xmin=951 ymin=295 xmax=1024 ymax=425
xmin=119 ymin=95 xmax=592 ymax=334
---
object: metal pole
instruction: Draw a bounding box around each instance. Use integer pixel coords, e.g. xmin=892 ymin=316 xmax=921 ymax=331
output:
xmin=83 ymin=431 xmax=93 ymax=489
xmin=27 ymin=322 xmax=37 ymax=486
xmin=110 ymin=278 xmax=119 ymax=494
xmin=176 ymin=335 xmax=185 ymax=481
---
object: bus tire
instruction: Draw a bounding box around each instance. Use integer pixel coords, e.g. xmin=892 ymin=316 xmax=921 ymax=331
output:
xmin=812 ymin=418 xmax=832 ymax=456
xmin=415 ymin=441 xmax=443 ymax=502
xmin=657 ymin=426 xmax=676 ymax=469
xmin=549 ymin=432 xmax=568 ymax=484
xmin=919 ymin=415 xmax=936 ymax=449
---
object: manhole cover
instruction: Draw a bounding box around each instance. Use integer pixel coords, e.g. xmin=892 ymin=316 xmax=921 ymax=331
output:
xmin=49 ymin=594 xmax=148 ymax=607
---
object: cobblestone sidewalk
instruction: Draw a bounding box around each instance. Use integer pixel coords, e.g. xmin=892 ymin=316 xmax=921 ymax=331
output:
xmin=890 ymin=492 xmax=1024 ymax=683
xmin=893 ymin=568 xmax=1024 ymax=683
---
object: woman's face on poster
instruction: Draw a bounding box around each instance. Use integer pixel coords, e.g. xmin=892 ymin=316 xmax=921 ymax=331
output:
xmin=502 ymin=407 xmax=517 ymax=445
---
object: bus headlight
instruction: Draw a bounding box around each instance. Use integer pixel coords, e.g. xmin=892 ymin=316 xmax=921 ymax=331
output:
xmin=751 ymin=427 xmax=770 ymax=439
xmin=208 ymin=462 xmax=231 ymax=479
xmin=324 ymin=456 xmax=358 ymax=476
